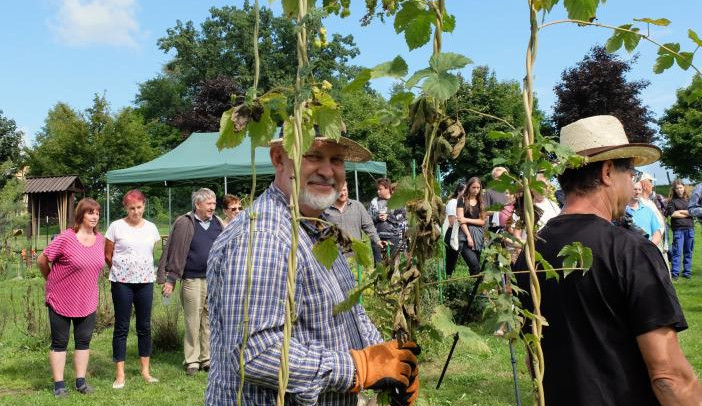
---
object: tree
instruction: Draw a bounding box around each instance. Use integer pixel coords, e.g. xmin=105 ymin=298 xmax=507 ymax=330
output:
xmin=135 ymin=3 xmax=360 ymax=142
xmin=659 ymin=75 xmax=702 ymax=181
xmin=336 ymin=87 xmax=412 ymax=184
xmin=170 ymin=75 xmax=245 ymax=134
xmin=0 ymin=161 xmax=26 ymax=252
xmin=26 ymin=95 xmax=156 ymax=197
xmin=550 ymin=45 xmax=656 ymax=143
xmin=156 ymin=3 xmax=359 ymax=92
xmin=0 ymin=110 xmax=24 ymax=165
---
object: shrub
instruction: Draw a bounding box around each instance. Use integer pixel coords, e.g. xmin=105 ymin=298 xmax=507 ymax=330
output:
xmin=152 ymin=293 xmax=182 ymax=352
xmin=10 ymin=282 xmax=50 ymax=349
xmin=94 ymin=278 xmax=115 ymax=334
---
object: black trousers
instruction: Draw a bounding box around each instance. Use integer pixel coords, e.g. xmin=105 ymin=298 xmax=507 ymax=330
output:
xmin=111 ymin=281 xmax=154 ymax=361
xmin=444 ymin=229 xmax=481 ymax=276
xmin=48 ymin=306 xmax=96 ymax=351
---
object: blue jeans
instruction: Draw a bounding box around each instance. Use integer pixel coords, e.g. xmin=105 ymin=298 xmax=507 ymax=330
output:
xmin=111 ymin=282 xmax=154 ymax=361
xmin=671 ymin=228 xmax=694 ymax=277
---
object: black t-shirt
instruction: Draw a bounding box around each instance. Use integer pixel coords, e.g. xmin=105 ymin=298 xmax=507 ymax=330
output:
xmin=456 ymin=197 xmax=481 ymax=241
xmin=456 ymin=197 xmax=481 ymax=219
xmin=514 ymin=214 xmax=687 ymax=406
xmin=667 ymin=197 xmax=694 ymax=229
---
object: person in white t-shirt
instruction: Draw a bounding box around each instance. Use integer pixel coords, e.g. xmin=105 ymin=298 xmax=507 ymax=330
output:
xmin=443 ymin=180 xmax=467 ymax=275
xmin=105 ymin=189 xmax=162 ymax=389
xmin=533 ymin=172 xmax=561 ymax=231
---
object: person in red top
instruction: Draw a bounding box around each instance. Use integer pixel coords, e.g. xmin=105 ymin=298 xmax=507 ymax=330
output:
xmin=39 ymin=198 xmax=106 ymax=398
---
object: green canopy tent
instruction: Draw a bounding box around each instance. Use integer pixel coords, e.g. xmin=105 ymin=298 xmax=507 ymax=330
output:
xmin=105 ymin=132 xmax=386 ymax=225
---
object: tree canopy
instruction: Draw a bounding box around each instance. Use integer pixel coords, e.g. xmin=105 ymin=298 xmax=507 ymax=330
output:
xmin=659 ymin=75 xmax=702 ymax=181
xmin=550 ymin=45 xmax=656 ymax=143
xmin=26 ymin=95 xmax=156 ymax=197
xmin=0 ymin=110 xmax=24 ymax=165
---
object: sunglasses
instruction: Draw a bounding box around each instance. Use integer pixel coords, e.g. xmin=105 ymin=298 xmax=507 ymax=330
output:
xmin=227 ymin=207 xmax=242 ymax=212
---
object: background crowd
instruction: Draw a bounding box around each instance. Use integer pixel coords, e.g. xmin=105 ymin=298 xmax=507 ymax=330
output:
xmin=37 ymin=162 xmax=700 ymax=399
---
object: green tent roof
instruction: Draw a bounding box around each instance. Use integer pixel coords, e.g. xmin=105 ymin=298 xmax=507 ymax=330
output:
xmin=106 ymin=132 xmax=386 ymax=184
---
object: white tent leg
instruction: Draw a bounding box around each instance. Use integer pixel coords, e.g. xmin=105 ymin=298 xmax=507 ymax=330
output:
xmin=224 ymin=176 xmax=228 ymax=195
xmin=168 ymin=186 xmax=172 ymax=230
xmin=354 ymin=170 xmax=360 ymax=201
xmin=106 ymin=183 xmax=110 ymax=227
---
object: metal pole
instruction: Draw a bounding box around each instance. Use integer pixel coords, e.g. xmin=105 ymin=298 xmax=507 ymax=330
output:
xmin=501 ymin=273 xmax=522 ymax=406
xmin=168 ymin=186 xmax=172 ymax=230
xmin=106 ymin=183 xmax=110 ymax=227
xmin=436 ymin=332 xmax=460 ymax=389
xmin=354 ymin=170 xmax=360 ymax=201
xmin=224 ymin=176 xmax=228 ymax=195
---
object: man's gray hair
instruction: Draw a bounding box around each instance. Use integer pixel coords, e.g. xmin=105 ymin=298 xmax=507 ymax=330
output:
xmin=192 ymin=188 xmax=216 ymax=209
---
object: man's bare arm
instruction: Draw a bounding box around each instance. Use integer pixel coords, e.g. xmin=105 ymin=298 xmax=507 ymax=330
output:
xmin=637 ymin=327 xmax=702 ymax=406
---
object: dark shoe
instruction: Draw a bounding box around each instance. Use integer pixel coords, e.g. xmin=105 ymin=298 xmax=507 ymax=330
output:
xmin=185 ymin=367 xmax=198 ymax=376
xmin=54 ymin=388 xmax=69 ymax=398
xmin=672 ymin=275 xmax=679 ymax=281
xmin=683 ymin=275 xmax=691 ymax=279
xmin=201 ymin=364 xmax=210 ymax=372
xmin=75 ymin=384 xmax=94 ymax=394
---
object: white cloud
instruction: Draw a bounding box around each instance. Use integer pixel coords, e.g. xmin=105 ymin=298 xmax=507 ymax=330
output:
xmin=50 ymin=0 xmax=141 ymax=47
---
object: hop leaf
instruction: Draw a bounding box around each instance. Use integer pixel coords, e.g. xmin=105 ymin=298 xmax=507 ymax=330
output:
xmin=313 ymin=237 xmax=339 ymax=270
xmin=634 ymin=17 xmax=671 ymax=26
xmin=557 ymin=241 xmax=593 ymax=277
xmin=217 ymin=108 xmax=245 ymax=150
xmin=653 ymin=43 xmax=680 ymax=74
xmin=689 ymin=29 xmax=702 ymax=47
xmin=563 ymin=0 xmax=601 ymax=22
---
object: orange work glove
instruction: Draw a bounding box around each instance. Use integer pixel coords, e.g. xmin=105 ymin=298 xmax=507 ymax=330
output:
xmin=349 ymin=340 xmax=419 ymax=393
xmin=390 ymin=366 xmax=419 ymax=406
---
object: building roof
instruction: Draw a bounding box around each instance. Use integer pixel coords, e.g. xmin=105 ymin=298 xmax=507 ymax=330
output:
xmin=25 ymin=175 xmax=84 ymax=194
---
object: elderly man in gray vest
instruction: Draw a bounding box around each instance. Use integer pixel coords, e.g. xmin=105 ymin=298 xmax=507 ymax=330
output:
xmin=157 ymin=188 xmax=224 ymax=375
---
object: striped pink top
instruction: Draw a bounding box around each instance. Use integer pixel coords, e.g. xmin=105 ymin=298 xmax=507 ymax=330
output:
xmin=44 ymin=229 xmax=106 ymax=317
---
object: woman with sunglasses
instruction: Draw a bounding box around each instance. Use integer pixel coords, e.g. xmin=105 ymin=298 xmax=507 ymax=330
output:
xmin=222 ymin=194 xmax=242 ymax=226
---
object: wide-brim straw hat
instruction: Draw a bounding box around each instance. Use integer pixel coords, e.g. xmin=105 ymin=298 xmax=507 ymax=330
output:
xmin=560 ymin=115 xmax=661 ymax=167
xmin=270 ymin=125 xmax=372 ymax=162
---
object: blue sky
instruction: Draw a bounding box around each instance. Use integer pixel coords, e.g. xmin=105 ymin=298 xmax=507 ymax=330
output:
xmin=1 ymin=0 xmax=700 ymax=182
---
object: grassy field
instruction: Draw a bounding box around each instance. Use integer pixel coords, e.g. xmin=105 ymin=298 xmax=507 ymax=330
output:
xmin=0 ymin=224 xmax=700 ymax=405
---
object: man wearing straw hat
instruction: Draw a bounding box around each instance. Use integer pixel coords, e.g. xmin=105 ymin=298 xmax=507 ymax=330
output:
xmin=515 ymin=115 xmax=702 ymax=406
xmin=205 ymin=133 xmax=419 ymax=406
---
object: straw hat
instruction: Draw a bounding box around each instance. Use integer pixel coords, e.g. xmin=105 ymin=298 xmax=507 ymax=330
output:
xmin=270 ymin=124 xmax=372 ymax=162
xmin=639 ymin=172 xmax=656 ymax=183
xmin=560 ymin=115 xmax=660 ymax=167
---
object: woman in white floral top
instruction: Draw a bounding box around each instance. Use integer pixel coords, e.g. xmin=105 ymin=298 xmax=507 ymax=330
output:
xmin=105 ymin=189 xmax=161 ymax=389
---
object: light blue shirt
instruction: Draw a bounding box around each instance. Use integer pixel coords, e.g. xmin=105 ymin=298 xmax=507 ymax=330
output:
xmin=194 ymin=213 xmax=211 ymax=230
xmin=626 ymin=200 xmax=661 ymax=240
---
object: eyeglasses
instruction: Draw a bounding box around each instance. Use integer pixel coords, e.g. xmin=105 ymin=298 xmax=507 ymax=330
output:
xmin=227 ymin=207 xmax=242 ymax=212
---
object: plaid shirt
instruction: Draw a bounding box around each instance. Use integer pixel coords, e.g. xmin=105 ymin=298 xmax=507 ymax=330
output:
xmin=206 ymin=184 xmax=383 ymax=406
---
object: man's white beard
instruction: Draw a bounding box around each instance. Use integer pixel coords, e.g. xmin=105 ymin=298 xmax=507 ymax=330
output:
xmin=300 ymin=188 xmax=339 ymax=211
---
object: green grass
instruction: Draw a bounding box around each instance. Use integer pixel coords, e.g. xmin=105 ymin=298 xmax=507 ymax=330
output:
xmin=0 ymin=225 xmax=700 ymax=405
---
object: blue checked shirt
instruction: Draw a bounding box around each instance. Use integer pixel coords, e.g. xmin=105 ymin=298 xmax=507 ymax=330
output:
xmin=206 ymin=184 xmax=383 ymax=406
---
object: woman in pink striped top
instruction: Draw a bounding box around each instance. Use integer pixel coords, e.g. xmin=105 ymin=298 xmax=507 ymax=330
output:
xmin=38 ymin=198 xmax=105 ymax=398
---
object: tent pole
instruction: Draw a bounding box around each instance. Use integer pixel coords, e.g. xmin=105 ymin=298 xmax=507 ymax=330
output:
xmin=168 ymin=186 xmax=172 ymax=230
xmin=106 ymin=183 xmax=110 ymax=228
xmin=224 ymin=176 xmax=228 ymax=195
xmin=354 ymin=170 xmax=360 ymax=201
